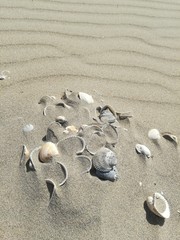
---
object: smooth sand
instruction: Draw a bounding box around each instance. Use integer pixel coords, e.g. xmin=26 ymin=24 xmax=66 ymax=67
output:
xmin=0 ymin=0 xmax=180 ymax=239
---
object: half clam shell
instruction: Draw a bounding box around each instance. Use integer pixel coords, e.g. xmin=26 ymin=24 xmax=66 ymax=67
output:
xmin=146 ymin=192 xmax=170 ymax=219
xmin=39 ymin=142 xmax=59 ymax=163
xmin=135 ymin=144 xmax=152 ymax=158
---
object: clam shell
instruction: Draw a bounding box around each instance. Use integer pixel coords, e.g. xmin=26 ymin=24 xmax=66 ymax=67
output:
xmin=135 ymin=144 xmax=152 ymax=158
xmin=78 ymin=92 xmax=94 ymax=104
xmin=92 ymin=147 xmax=117 ymax=172
xmin=162 ymin=132 xmax=178 ymax=144
xmin=148 ymin=129 xmax=161 ymax=140
xmin=96 ymin=166 xmax=118 ymax=181
xmin=39 ymin=142 xmax=59 ymax=163
xmin=146 ymin=192 xmax=170 ymax=219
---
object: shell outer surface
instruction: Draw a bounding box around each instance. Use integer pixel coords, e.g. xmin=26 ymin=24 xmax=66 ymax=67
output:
xmin=92 ymin=147 xmax=117 ymax=172
xmin=39 ymin=142 xmax=59 ymax=163
xmin=78 ymin=92 xmax=94 ymax=104
xmin=146 ymin=192 xmax=170 ymax=219
xmin=96 ymin=166 xmax=118 ymax=181
xmin=148 ymin=129 xmax=161 ymax=140
xmin=135 ymin=144 xmax=151 ymax=158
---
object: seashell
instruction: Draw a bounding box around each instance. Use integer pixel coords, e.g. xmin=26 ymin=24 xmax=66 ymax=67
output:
xmin=148 ymin=129 xmax=161 ymax=140
xmin=23 ymin=124 xmax=34 ymax=132
xmin=116 ymin=112 xmax=133 ymax=120
xmin=96 ymin=166 xmax=118 ymax=181
xmin=146 ymin=192 xmax=170 ymax=219
xmin=66 ymin=125 xmax=78 ymax=133
xmin=162 ymin=132 xmax=178 ymax=144
xmin=97 ymin=105 xmax=117 ymax=123
xmin=135 ymin=144 xmax=152 ymax=158
xmin=55 ymin=116 xmax=68 ymax=127
xmin=20 ymin=145 xmax=30 ymax=165
xmin=0 ymin=70 xmax=10 ymax=80
xmin=78 ymin=92 xmax=94 ymax=104
xmin=38 ymin=95 xmax=56 ymax=105
xmin=39 ymin=142 xmax=59 ymax=163
xmin=92 ymin=147 xmax=117 ymax=172
xmin=56 ymin=162 xmax=68 ymax=186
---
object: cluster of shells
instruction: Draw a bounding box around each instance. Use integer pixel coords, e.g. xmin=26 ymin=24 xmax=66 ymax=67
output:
xmin=20 ymin=89 xmax=178 ymax=219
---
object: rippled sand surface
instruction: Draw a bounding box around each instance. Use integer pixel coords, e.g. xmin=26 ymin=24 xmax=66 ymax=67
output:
xmin=0 ymin=0 xmax=180 ymax=239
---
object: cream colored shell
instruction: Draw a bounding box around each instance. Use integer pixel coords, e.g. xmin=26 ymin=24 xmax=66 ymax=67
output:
xmin=39 ymin=142 xmax=59 ymax=163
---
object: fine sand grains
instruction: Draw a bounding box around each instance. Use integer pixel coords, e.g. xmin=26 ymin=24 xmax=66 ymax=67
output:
xmin=0 ymin=0 xmax=180 ymax=240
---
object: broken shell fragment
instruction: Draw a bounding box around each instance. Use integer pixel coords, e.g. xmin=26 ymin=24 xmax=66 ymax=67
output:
xmin=92 ymin=147 xmax=117 ymax=173
xmin=148 ymin=129 xmax=161 ymax=140
xmin=39 ymin=142 xmax=59 ymax=163
xmin=116 ymin=112 xmax=133 ymax=120
xmin=20 ymin=145 xmax=30 ymax=165
xmin=55 ymin=116 xmax=68 ymax=126
xmin=146 ymin=192 xmax=170 ymax=219
xmin=78 ymin=92 xmax=94 ymax=104
xmin=135 ymin=144 xmax=152 ymax=158
xmin=162 ymin=132 xmax=178 ymax=144
xmin=97 ymin=105 xmax=117 ymax=123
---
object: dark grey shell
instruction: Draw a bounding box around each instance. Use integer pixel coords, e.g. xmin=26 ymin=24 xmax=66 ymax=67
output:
xmin=96 ymin=166 xmax=118 ymax=181
xmin=97 ymin=105 xmax=117 ymax=123
xmin=92 ymin=147 xmax=117 ymax=172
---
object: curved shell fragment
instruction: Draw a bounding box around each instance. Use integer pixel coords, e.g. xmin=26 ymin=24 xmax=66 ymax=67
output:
xmin=20 ymin=145 xmax=30 ymax=165
xmin=146 ymin=192 xmax=170 ymax=219
xmin=96 ymin=166 xmax=118 ymax=181
xmin=162 ymin=132 xmax=178 ymax=144
xmin=135 ymin=144 xmax=152 ymax=158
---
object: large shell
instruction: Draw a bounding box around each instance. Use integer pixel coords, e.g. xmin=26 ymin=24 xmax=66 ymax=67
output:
xmin=39 ymin=142 xmax=59 ymax=163
xmin=78 ymin=92 xmax=94 ymax=104
xmin=96 ymin=166 xmax=118 ymax=181
xmin=92 ymin=147 xmax=117 ymax=172
xmin=135 ymin=144 xmax=152 ymax=158
xmin=148 ymin=129 xmax=161 ymax=140
xmin=146 ymin=192 xmax=170 ymax=219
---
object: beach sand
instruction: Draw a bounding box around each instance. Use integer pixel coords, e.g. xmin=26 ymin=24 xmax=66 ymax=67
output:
xmin=0 ymin=0 xmax=180 ymax=239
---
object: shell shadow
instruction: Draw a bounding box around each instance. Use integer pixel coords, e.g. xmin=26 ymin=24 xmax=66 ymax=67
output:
xmin=144 ymin=201 xmax=165 ymax=226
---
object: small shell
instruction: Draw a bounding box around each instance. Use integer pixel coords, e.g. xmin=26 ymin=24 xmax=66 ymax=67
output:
xmin=23 ymin=124 xmax=34 ymax=132
xmin=135 ymin=144 xmax=152 ymax=158
xmin=148 ymin=129 xmax=161 ymax=140
xmin=162 ymin=132 xmax=178 ymax=144
xmin=92 ymin=147 xmax=117 ymax=172
xmin=39 ymin=142 xmax=59 ymax=163
xmin=20 ymin=145 xmax=30 ymax=164
xmin=96 ymin=166 xmax=118 ymax=181
xmin=78 ymin=92 xmax=94 ymax=104
xmin=98 ymin=105 xmax=117 ymax=123
xmin=146 ymin=192 xmax=170 ymax=219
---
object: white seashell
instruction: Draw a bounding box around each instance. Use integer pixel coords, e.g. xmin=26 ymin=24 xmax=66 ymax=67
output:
xmin=148 ymin=129 xmax=161 ymax=140
xmin=23 ymin=124 xmax=34 ymax=132
xmin=39 ymin=142 xmax=59 ymax=163
xmin=66 ymin=125 xmax=78 ymax=133
xmin=92 ymin=147 xmax=117 ymax=172
xmin=78 ymin=92 xmax=94 ymax=104
xmin=146 ymin=192 xmax=170 ymax=219
xmin=135 ymin=144 xmax=152 ymax=158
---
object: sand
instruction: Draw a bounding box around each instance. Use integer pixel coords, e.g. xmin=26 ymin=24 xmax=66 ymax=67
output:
xmin=0 ymin=0 xmax=180 ymax=239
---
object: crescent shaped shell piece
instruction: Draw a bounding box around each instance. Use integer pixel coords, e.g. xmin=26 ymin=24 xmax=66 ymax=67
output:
xmin=135 ymin=144 xmax=152 ymax=158
xmin=39 ymin=142 xmax=59 ymax=163
xmin=146 ymin=192 xmax=170 ymax=219
xmin=92 ymin=147 xmax=117 ymax=172
xmin=148 ymin=129 xmax=161 ymax=140
xmin=96 ymin=166 xmax=118 ymax=181
xmin=78 ymin=92 xmax=94 ymax=104
xmin=162 ymin=132 xmax=178 ymax=144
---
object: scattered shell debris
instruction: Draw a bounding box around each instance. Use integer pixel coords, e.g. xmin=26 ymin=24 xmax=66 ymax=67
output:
xmin=19 ymin=89 xmax=176 ymax=216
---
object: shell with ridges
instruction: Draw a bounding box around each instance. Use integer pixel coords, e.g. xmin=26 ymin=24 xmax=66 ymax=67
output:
xmin=92 ymin=147 xmax=117 ymax=173
xmin=39 ymin=142 xmax=59 ymax=163
xmin=146 ymin=192 xmax=170 ymax=219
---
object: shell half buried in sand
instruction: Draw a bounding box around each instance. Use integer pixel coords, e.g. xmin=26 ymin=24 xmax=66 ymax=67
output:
xmin=146 ymin=192 xmax=170 ymax=219
xmin=135 ymin=144 xmax=152 ymax=158
xmin=78 ymin=92 xmax=94 ymax=104
xmin=39 ymin=142 xmax=59 ymax=163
